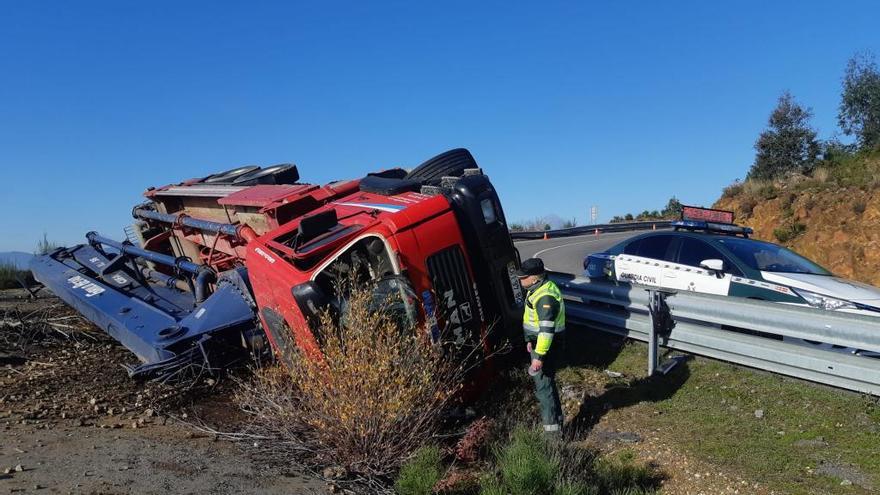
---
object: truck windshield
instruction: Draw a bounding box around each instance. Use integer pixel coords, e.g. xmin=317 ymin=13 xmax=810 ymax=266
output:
xmin=314 ymin=236 xmax=418 ymax=330
xmin=716 ymin=238 xmax=831 ymax=275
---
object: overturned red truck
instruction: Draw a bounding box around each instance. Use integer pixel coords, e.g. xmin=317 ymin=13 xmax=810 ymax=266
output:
xmin=31 ymin=149 xmax=525 ymax=380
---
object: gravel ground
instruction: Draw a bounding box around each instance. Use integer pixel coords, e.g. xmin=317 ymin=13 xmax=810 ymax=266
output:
xmin=1 ymin=289 xmax=326 ymax=495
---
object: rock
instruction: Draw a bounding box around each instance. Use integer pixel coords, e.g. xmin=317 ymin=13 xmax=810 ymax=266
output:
xmin=604 ymin=370 xmax=624 ymax=378
xmin=14 ymin=464 xmax=23 ymax=472
xmin=754 ymin=409 xmax=764 ymax=419
xmin=143 ymin=408 xmax=154 ymax=418
xmin=322 ymin=466 xmax=347 ymax=479
xmin=88 ymin=398 xmax=97 ymax=406
xmin=841 ymin=479 xmax=853 ymax=486
xmin=3 ymin=468 xmax=10 ymax=474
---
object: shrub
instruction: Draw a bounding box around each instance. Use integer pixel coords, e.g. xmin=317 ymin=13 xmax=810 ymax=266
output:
xmin=395 ymin=446 xmax=443 ymax=495
xmin=742 ymin=179 xmax=776 ymax=200
xmin=592 ymin=450 xmax=658 ymax=494
xmin=812 ymin=166 xmax=830 ymax=183
xmin=0 ymin=261 xmax=32 ymax=290
xmin=722 ymin=180 xmax=744 ymax=198
xmin=455 ymin=417 xmax=495 ymax=464
xmin=494 ymin=428 xmax=558 ymax=495
xmin=853 ymin=199 xmax=867 ymax=215
xmin=773 ymin=222 xmax=807 ymax=243
xmin=236 ymin=278 xmax=475 ymax=477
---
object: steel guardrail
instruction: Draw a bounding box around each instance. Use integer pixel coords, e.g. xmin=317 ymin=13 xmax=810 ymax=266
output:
xmin=551 ymin=272 xmax=880 ymax=395
xmin=509 ymin=221 xmax=672 ymax=240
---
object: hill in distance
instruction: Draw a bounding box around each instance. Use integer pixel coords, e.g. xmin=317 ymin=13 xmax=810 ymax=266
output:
xmin=0 ymin=251 xmax=35 ymax=269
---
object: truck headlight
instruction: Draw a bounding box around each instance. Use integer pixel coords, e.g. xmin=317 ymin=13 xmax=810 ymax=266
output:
xmin=480 ymin=198 xmax=497 ymax=225
xmin=794 ymin=288 xmax=857 ymax=311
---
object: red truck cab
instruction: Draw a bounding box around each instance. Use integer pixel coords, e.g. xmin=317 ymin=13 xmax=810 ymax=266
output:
xmin=137 ymin=149 xmax=524 ymax=370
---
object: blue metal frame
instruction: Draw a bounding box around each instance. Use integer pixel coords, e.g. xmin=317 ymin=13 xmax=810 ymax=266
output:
xmin=29 ymin=237 xmax=257 ymax=380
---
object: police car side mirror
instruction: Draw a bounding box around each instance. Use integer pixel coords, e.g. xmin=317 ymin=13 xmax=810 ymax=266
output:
xmin=700 ymin=259 xmax=724 ymax=273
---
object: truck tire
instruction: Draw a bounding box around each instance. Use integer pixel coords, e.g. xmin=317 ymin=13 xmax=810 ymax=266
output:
xmin=203 ymin=165 xmax=260 ymax=184
xmin=405 ymin=148 xmax=477 ymax=186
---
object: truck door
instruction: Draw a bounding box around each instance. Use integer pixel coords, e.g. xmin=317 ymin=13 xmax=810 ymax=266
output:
xmin=663 ymin=237 xmax=738 ymax=295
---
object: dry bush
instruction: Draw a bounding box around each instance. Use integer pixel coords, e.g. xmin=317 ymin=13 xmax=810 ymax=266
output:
xmin=721 ymin=180 xmax=744 ymax=199
xmin=742 ymin=178 xmax=776 ymax=199
xmin=454 ymin=416 xmax=495 ymax=464
xmin=235 ymin=278 xmax=480 ymax=478
xmin=1 ymin=304 xmax=99 ymax=353
xmin=813 ymin=166 xmax=830 ymax=183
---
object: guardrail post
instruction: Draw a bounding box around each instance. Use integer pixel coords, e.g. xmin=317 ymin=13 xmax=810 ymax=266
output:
xmin=648 ymin=290 xmax=659 ymax=376
xmin=647 ymin=289 xmax=676 ymax=376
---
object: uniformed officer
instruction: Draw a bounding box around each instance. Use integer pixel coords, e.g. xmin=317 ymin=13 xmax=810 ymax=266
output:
xmin=516 ymin=257 xmax=565 ymax=435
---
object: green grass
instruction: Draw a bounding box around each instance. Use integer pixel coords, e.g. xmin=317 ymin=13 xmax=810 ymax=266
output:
xmin=558 ymin=336 xmax=880 ymax=495
xmin=395 ymin=446 xmax=443 ymax=495
xmin=493 ymin=428 xmax=559 ymax=495
xmin=0 ymin=260 xmax=31 ymax=290
xmin=477 ymin=427 xmax=659 ymax=495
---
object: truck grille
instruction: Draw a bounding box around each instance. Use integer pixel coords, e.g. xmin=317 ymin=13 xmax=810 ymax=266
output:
xmin=426 ymin=246 xmax=480 ymax=346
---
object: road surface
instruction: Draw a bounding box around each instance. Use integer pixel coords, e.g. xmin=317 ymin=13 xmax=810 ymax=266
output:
xmin=514 ymin=230 xmax=644 ymax=274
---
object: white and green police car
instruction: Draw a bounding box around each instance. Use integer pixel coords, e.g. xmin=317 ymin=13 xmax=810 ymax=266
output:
xmin=584 ymin=206 xmax=880 ymax=357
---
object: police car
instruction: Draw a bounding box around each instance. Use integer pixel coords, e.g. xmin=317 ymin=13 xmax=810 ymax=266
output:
xmin=583 ymin=206 xmax=880 ymax=357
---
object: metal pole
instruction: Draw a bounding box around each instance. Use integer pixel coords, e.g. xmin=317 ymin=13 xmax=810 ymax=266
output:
xmin=87 ymin=232 xmax=202 ymax=274
xmin=132 ymin=208 xmax=240 ymax=237
xmin=648 ymin=289 xmax=659 ymax=376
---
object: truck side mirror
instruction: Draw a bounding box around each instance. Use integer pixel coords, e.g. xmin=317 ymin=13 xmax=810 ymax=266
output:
xmin=699 ymin=259 xmax=724 ymax=273
xmin=291 ymin=281 xmax=331 ymax=324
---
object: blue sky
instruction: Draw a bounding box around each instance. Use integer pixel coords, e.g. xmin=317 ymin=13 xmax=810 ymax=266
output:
xmin=1 ymin=1 xmax=878 ymax=252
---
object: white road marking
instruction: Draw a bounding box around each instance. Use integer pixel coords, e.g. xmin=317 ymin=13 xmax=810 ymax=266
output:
xmin=527 ymin=232 xmax=639 ymax=272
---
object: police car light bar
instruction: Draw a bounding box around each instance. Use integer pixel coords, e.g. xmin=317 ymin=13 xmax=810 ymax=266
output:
xmin=672 ymin=220 xmax=753 ymax=237
xmin=681 ymin=205 xmax=734 ymax=224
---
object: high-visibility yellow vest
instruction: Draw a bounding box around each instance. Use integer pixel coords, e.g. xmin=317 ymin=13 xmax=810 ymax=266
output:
xmin=522 ymin=279 xmax=565 ymax=355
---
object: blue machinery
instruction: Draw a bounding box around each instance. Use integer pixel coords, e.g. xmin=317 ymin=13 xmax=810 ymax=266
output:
xmin=30 ymin=224 xmax=260 ymax=381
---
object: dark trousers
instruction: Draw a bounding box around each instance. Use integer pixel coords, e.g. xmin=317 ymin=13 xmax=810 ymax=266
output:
xmin=528 ymin=334 xmax=565 ymax=432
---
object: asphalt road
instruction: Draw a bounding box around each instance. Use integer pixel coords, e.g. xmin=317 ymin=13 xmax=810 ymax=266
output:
xmin=514 ymin=230 xmax=644 ymax=275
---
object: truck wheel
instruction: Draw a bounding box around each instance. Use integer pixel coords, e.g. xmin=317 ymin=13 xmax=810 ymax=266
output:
xmin=203 ymin=165 xmax=260 ymax=183
xmin=405 ymin=148 xmax=477 ymax=186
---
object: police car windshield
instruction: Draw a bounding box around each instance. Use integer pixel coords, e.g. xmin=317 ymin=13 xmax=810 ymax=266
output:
xmin=716 ymin=238 xmax=831 ymax=275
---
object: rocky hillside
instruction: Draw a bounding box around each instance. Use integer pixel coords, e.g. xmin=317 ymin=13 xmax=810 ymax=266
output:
xmin=714 ymin=151 xmax=880 ymax=286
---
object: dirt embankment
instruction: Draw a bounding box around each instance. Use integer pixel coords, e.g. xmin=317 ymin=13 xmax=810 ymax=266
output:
xmin=714 ymin=153 xmax=880 ymax=285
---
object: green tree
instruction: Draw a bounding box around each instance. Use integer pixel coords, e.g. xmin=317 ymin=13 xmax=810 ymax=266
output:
xmin=624 ymin=213 xmax=634 ymax=221
xmin=662 ymin=196 xmax=683 ymax=218
xmin=839 ymin=52 xmax=880 ymax=150
xmin=748 ymin=91 xmax=820 ymax=180
xmin=561 ymin=218 xmax=577 ymax=228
